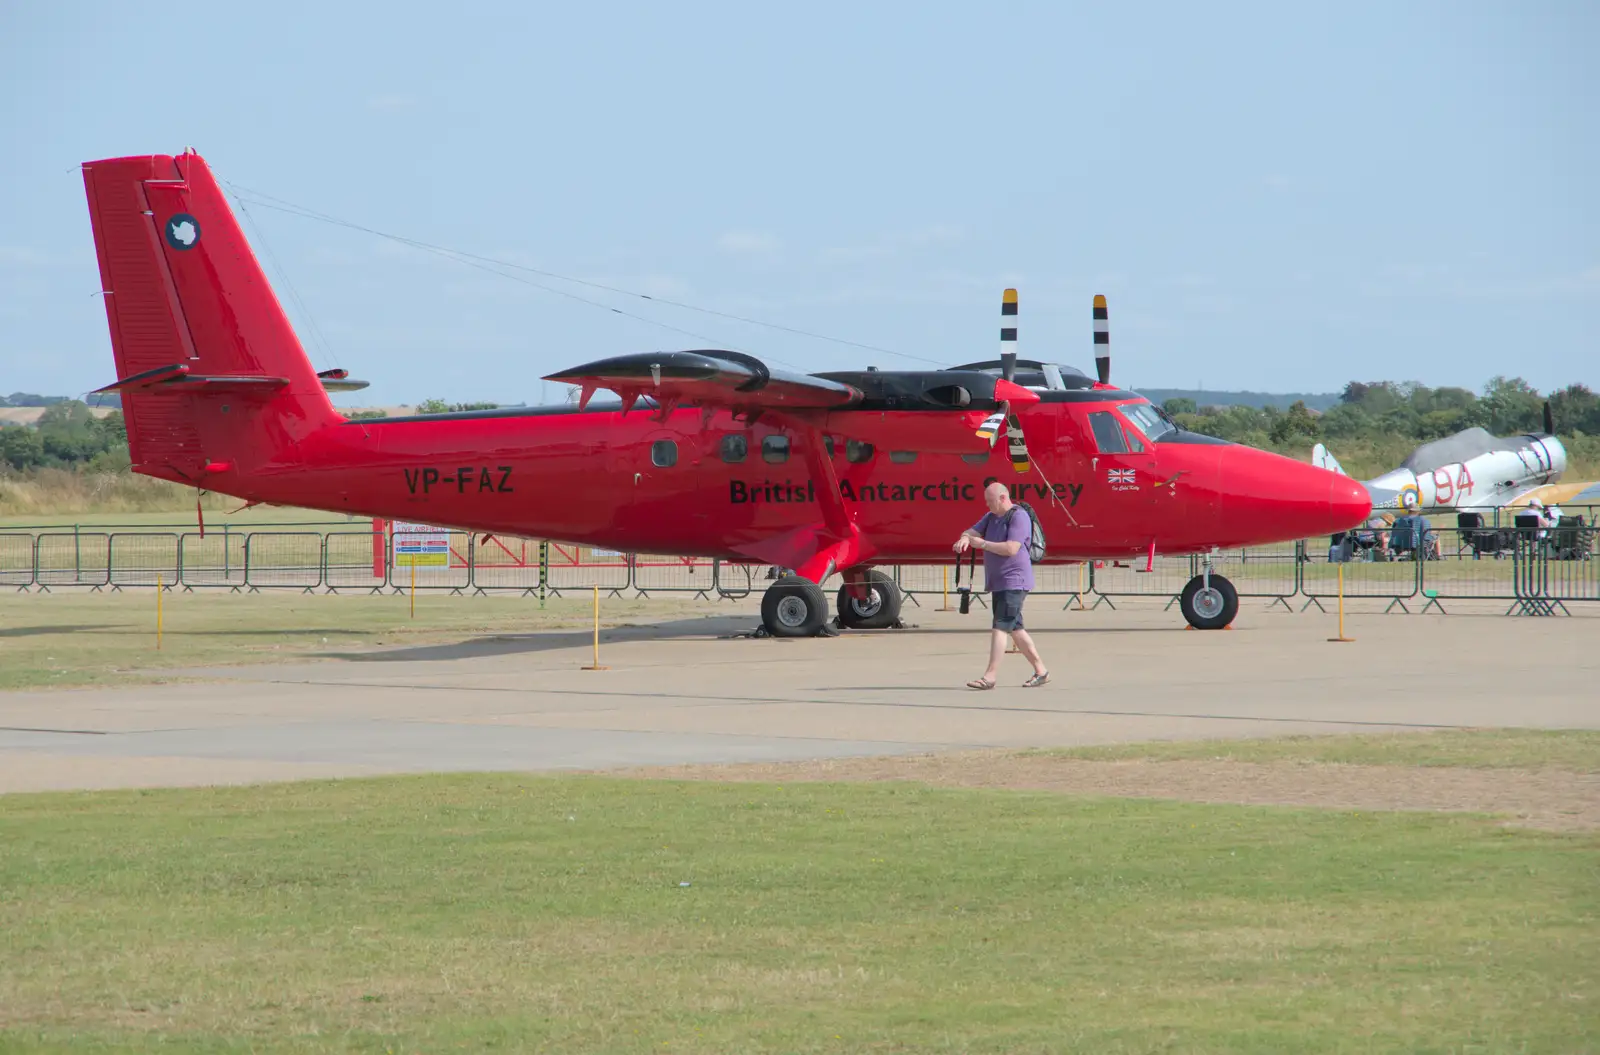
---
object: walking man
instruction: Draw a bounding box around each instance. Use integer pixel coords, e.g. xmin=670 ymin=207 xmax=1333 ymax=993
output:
xmin=954 ymin=481 xmax=1049 ymax=688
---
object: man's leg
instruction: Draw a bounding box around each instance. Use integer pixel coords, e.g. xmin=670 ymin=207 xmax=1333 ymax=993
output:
xmin=1011 ymin=628 xmax=1046 ymax=675
xmin=984 ymin=628 xmax=1007 ymax=681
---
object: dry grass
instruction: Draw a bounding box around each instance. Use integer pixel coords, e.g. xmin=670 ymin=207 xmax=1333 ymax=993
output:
xmin=0 ymin=469 xmax=237 ymax=518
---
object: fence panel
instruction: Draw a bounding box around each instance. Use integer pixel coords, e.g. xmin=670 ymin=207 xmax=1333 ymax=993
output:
xmin=1510 ymin=527 xmax=1597 ymax=614
xmin=389 ymin=530 xmax=471 ymax=593
xmin=1415 ymin=528 xmax=1519 ymax=602
xmin=179 ymin=531 xmax=248 ymax=589
xmin=466 ymin=534 xmax=543 ymax=593
xmin=544 ymin=543 xmax=629 ymax=596
xmin=0 ymin=533 xmax=35 ymax=588
xmin=1029 ymin=562 xmax=1093 ymax=602
xmin=1301 ymin=550 xmax=1419 ymax=610
xmin=1089 ymin=555 xmax=1196 ymax=607
xmin=1541 ymin=545 xmax=1598 ymax=602
xmin=107 ymin=533 xmax=179 ymax=588
xmin=713 ymin=561 xmax=779 ymax=600
xmin=324 ymin=531 xmax=388 ymax=592
xmin=244 ymin=532 xmax=323 ymax=590
xmin=33 ymin=532 xmax=111 ymax=588
xmin=1213 ymin=542 xmax=1299 ymax=604
xmin=632 ymin=555 xmax=715 ymax=598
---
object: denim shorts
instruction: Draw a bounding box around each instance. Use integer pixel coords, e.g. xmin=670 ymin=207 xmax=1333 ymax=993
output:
xmin=991 ymin=589 xmax=1027 ymax=631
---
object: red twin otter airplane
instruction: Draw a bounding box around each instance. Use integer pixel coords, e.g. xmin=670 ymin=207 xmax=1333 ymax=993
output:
xmin=82 ymin=150 xmax=1371 ymax=635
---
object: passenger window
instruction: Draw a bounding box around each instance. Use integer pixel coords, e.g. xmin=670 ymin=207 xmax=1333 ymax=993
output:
xmin=762 ymin=435 xmax=789 ymax=464
xmin=846 ymin=440 xmax=874 ymax=463
xmin=1088 ymin=411 xmax=1128 ymax=454
xmin=889 ymin=450 xmax=917 ymax=464
xmin=720 ymin=434 xmax=747 ymax=463
xmin=651 ymin=439 xmax=677 ymax=467
xmin=961 ymin=452 xmax=989 ymax=465
xmin=824 ymin=435 xmax=836 ymax=458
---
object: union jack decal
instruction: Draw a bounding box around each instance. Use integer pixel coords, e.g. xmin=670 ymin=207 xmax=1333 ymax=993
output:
xmin=1107 ymin=468 xmax=1136 ymax=484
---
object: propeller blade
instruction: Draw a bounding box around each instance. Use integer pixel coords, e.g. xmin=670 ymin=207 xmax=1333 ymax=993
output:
xmin=1000 ymin=287 xmax=1018 ymax=382
xmin=1093 ymin=294 xmax=1110 ymax=385
xmin=976 ymin=407 xmax=1006 ymax=446
xmin=1006 ymin=413 xmax=1030 ymax=472
xmin=1543 ymin=401 xmax=1555 ymax=436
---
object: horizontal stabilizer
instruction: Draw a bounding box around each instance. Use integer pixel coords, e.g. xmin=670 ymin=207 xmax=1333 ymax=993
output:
xmin=318 ymin=368 xmax=370 ymax=393
xmin=544 ymin=350 xmax=862 ymax=413
xmin=93 ymin=362 xmax=288 ymax=395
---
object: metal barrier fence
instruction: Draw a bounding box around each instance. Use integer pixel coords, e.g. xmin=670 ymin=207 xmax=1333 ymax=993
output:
xmin=1 ymin=521 xmax=1593 ymax=613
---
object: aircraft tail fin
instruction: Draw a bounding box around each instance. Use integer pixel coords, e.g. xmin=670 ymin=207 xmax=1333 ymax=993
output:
xmin=1312 ymin=442 xmax=1347 ymax=477
xmin=81 ymin=150 xmax=339 ymax=488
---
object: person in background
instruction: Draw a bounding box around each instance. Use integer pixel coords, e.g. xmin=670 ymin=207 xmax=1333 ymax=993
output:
xmin=954 ymin=481 xmax=1049 ymax=689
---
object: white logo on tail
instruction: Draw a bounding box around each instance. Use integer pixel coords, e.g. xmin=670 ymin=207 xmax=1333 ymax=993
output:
xmin=165 ymin=214 xmax=201 ymax=250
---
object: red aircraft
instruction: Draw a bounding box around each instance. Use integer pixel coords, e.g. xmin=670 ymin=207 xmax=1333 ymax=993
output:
xmin=80 ymin=150 xmax=1370 ymax=635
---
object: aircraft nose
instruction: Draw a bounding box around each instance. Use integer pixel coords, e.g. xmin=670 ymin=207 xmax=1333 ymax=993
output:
xmin=1329 ymin=475 xmax=1371 ymax=531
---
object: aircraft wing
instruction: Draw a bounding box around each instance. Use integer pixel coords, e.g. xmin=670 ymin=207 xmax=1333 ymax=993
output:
xmin=544 ymin=351 xmax=863 ymax=413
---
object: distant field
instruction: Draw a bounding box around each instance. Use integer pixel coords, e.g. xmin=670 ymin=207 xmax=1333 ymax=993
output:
xmin=0 ymin=766 xmax=1594 ymax=1053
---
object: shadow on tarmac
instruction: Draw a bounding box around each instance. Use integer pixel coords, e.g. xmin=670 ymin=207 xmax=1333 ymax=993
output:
xmin=312 ymin=614 xmax=757 ymax=663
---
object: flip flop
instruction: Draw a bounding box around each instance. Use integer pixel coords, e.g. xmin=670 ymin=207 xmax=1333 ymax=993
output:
xmin=966 ymin=677 xmax=995 ymax=690
xmin=1022 ymin=671 xmax=1050 ymax=687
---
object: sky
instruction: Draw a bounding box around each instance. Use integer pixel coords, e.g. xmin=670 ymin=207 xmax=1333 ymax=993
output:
xmin=1 ymin=1 xmax=1595 ymax=408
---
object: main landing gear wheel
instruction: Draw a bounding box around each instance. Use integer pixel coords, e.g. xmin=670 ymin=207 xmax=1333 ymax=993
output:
xmin=761 ymin=575 xmax=831 ymax=637
xmin=1180 ymin=573 xmax=1238 ymax=630
xmin=836 ymin=569 xmax=902 ymax=630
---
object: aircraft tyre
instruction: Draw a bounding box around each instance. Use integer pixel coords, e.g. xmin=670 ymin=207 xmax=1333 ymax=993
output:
xmin=836 ymin=569 xmax=902 ymax=630
xmin=1180 ymin=573 xmax=1238 ymax=630
xmin=761 ymin=575 xmax=831 ymax=637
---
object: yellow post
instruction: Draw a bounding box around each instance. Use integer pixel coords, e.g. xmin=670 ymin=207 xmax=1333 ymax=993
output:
xmin=1327 ymin=562 xmax=1354 ymax=642
xmin=938 ymin=566 xmax=954 ymax=611
xmin=410 ymin=559 xmax=416 ymax=620
xmin=1077 ymin=563 xmax=1087 ymax=610
xmin=583 ymin=582 xmax=609 ymax=670
xmin=156 ymin=573 xmax=163 ymax=650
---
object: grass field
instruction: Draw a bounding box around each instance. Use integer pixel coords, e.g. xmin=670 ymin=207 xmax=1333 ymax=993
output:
xmin=0 ymin=591 xmax=731 ymax=691
xmin=0 ymin=762 xmax=1594 ymax=1053
xmin=1045 ymin=728 xmax=1600 ymax=771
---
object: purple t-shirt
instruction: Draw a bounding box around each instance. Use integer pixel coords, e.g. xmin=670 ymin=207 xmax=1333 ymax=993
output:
xmin=974 ymin=506 xmax=1035 ymax=592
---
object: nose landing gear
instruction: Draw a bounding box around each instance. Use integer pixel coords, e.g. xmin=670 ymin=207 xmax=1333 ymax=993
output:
xmin=1180 ymin=556 xmax=1238 ymax=630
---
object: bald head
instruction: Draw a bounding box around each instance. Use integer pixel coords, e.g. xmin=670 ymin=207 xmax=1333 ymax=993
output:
xmin=984 ymin=481 xmax=1012 ymax=516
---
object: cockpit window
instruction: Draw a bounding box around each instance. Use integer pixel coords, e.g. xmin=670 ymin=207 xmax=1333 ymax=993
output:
xmin=1088 ymin=411 xmax=1128 ymax=454
xmin=1119 ymin=402 xmax=1175 ymax=443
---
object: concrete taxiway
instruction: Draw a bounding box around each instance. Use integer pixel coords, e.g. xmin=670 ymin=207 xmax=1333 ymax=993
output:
xmin=2 ymin=602 xmax=1595 ymax=793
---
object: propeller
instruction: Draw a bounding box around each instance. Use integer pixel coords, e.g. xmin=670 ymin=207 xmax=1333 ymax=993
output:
xmin=1093 ymin=294 xmax=1110 ymax=385
xmin=1543 ymin=401 xmax=1555 ymax=436
xmin=970 ymin=288 xmax=1032 ymax=472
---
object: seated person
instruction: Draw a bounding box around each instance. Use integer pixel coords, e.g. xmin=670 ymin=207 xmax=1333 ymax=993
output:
xmin=1388 ymin=514 xmax=1420 ymax=556
xmin=1350 ymin=517 xmax=1386 ymax=558
xmin=1327 ymin=531 xmax=1354 ymax=562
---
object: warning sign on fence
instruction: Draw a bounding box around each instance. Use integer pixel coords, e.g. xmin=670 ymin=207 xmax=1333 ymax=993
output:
xmin=392 ymin=521 xmax=450 ymax=567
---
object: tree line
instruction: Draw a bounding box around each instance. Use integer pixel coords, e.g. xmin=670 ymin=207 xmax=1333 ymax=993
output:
xmin=0 ymin=402 xmax=128 ymax=472
xmin=1161 ymin=377 xmax=1600 ymax=452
